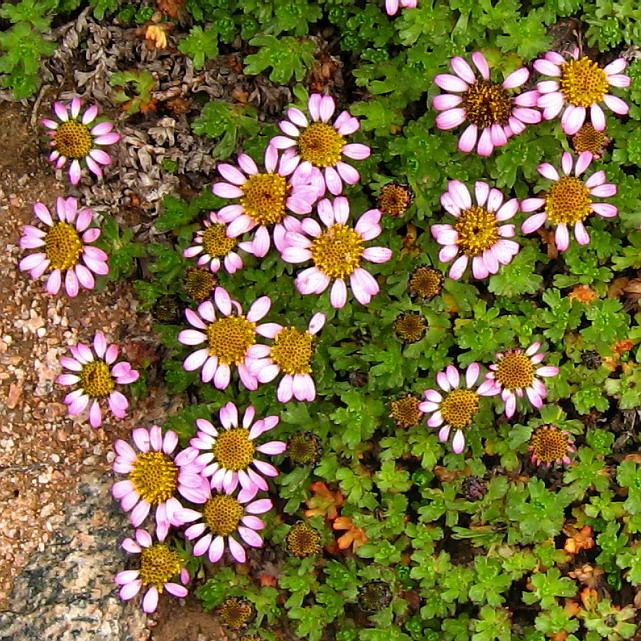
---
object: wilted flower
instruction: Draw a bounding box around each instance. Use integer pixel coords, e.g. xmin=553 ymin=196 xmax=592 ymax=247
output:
xmin=19 ymin=197 xmax=109 ymax=297
xmin=358 ymin=580 xmax=393 ymax=612
xmin=521 ymin=151 xmax=618 ymax=251
xmin=433 ymin=52 xmax=540 ymax=156
xmin=286 ymin=522 xmax=322 ymax=558
xmin=280 ymin=197 xmax=392 ymax=308
xmin=287 ymin=432 xmax=322 ymax=465
xmin=190 ymin=402 xmax=285 ymax=501
xmin=534 ymin=49 xmax=630 ymax=134
xmin=56 ymin=331 xmax=139 ymax=427
xmin=183 ymin=268 xmax=218 ymax=302
xmin=42 ymin=97 xmax=120 ymax=184
xmin=111 ymin=425 xmax=208 ymax=540
xmin=378 ymin=182 xmax=414 ymax=216
xmin=178 ymin=287 xmax=271 ymax=390
xmin=432 ymin=180 xmax=520 ymax=279
xmin=479 ymin=342 xmax=559 ymax=418
xmin=247 ymin=312 xmax=326 ymax=402
xmin=219 ymin=597 xmax=255 ymax=629
xmin=212 ymin=147 xmax=318 ymax=258
xmin=393 ymin=311 xmax=428 ymax=343
xmin=390 ymin=394 xmax=424 ymax=428
xmin=270 ymin=93 xmax=370 ymax=196
xmin=115 ymin=528 xmax=189 ymax=613
xmin=408 ymin=265 xmax=444 ymax=300
xmin=529 ymin=425 xmax=575 ymax=466
xmin=572 ymin=123 xmax=611 ymax=159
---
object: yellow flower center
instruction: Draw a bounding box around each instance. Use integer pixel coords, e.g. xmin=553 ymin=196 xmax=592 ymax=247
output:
xmin=241 ymin=173 xmax=289 ymax=225
xmin=79 ymin=360 xmax=115 ymax=398
xmin=271 ymin=327 xmax=314 ymax=375
xmin=462 ymin=81 xmax=513 ymax=128
xmin=378 ymin=183 xmax=413 ymax=216
xmin=408 ymin=266 xmax=443 ymax=300
xmin=220 ymin=597 xmax=255 ymax=629
xmin=311 ymin=223 xmax=363 ymax=279
xmin=201 ymin=224 xmax=237 ymax=258
xmin=298 ymin=122 xmax=344 ymax=168
xmin=393 ymin=311 xmax=428 ymax=343
xmin=390 ymin=394 xmax=422 ymax=428
xmin=206 ymin=316 xmax=256 ymax=365
xmin=530 ymin=426 xmax=570 ymax=464
xmin=545 ymin=176 xmax=593 ymax=225
xmin=454 ymin=205 xmax=499 ymax=257
xmin=130 ymin=451 xmax=179 ymax=504
xmin=54 ymin=120 xmax=93 ymax=159
xmin=140 ymin=544 xmax=182 ymax=589
xmin=213 ymin=428 xmax=255 ymax=472
xmin=45 ymin=222 xmax=83 ymax=270
xmin=184 ymin=268 xmax=218 ymax=301
xmin=573 ymin=123 xmax=609 ymax=157
xmin=286 ymin=522 xmax=322 ymax=558
xmin=440 ymin=388 xmax=480 ymax=429
xmin=560 ymin=57 xmax=609 ymax=107
xmin=496 ymin=352 xmax=534 ymax=390
xmin=203 ymin=494 xmax=244 ymax=536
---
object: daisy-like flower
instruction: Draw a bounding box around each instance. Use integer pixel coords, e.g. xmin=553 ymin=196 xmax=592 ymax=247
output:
xmin=433 ymin=52 xmax=541 ymax=156
xmin=529 ymin=425 xmax=576 ymax=466
xmin=42 ymin=97 xmax=120 ymax=185
xmin=572 ymin=123 xmax=611 ymax=160
xmin=280 ymin=197 xmax=393 ymax=309
xmin=270 ymin=93 xmax=371 ymax=196
xmin=190 ymin=402 xmax=286 ymax=501
xmin=56 ymin=331 xmax=139 ymax=427
xmin=112 ymin=425 xmax=209 ymax=540
xmin=19 ymin=197 xmax=109 ymax=297
xmin=246 ymin=312 xmax=326 ymax=402
xmin=177 ymin=490 xmax=273 ymax=564
xmin=178 ymin=287 xmax=271 ymax=390
xmin=521 ymin=151 xmax=618 ymax=251
xmin=115 ymin=528 xmax=190 ymax=613
xmin=419 ymin=363 xmax=494 ymax=453
xmin=479 ymin=342 xmax=560 ymax=418
xmin=183 ymin=211 xmax=251 ymax=273
xmin=211 ymin=147 xmax=318 ymax=258
xmin=534 ymin=49 xmax=630 ymax=135
xmin=386 ymin=0 xmax=418 ymax=16
xmin=432 ymin=180 xmax=520 ymax=279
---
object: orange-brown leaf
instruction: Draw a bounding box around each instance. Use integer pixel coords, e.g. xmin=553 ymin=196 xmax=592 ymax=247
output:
xmin=568 ymin=285 xmax=598 ymax=304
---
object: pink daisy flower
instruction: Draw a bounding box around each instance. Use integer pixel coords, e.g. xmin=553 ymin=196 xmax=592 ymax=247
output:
xmin=529 ymin=425 xmax=576 ymax=467
xmin=432 ymin=180 xmax=520 ymax=280
xmin=433 ymin=52 xmax=541 ymax=156
xmin=280 ymin=196 xmax=393 ymax=309
xmin=419 ymin=363 xmax=495 ymax=454
xmin=178 ymin=490 xmax=273 ymax=564
xmin=112 ymin=425 xmax=210 ymax=541
xmin=42 ymin=97 xmax=120 ymax=185
xmin=56 ymin=331 xmax=139 ymax=427
xmin=211 ymin=147 xmax=318 ymax=258
xmin=386 ymin=0 xmax=418 ymax=15
xmin=115 ymin=528 xmax=190 ymax=613
xmin=521 ymin=151 xmax=618 ymax=251
xmin=534 ymin=49 xmax=630 ymax=135
xmin=178 ymin=286 xmax=271 ymax=390
xmin=270 ymin=93 xmax=371 ymax=196
xmin=478 ymin=342 xmax=560 ymax=418
xmin=183 ymin=211 xmax=250 ymax=274
xmin=190 ymin=402 xmax=286 ymax=501
xmin=18 ymin=197 xmax=109 ymax=297
xmin=247 ymin=312 xmax=326 ymax=403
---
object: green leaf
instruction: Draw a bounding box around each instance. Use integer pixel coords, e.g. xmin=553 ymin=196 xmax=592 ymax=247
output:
xmin=244 ymin=35 xmax=317 ymax=84
xmin=178 ymin=25 xmax=219 ymax=70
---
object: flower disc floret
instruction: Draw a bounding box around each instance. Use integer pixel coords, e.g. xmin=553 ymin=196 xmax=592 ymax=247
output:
xmin=220 ymin=597 xmax=255 ymax=629
xmin=184 ymin=268 xmax=218 ymax=301
xmin=54 ymin=120 xmax=93 ymax=159
xmin=130 ymin=452 xmax=179 ymax=505
xmin=390 ymin=394 xmax=423 ymax=428
xmin=378 ymin=182 xmax=414 ymax=217
xmin=271 ymin=327 xmax=314 ymax=375
xmin=213 ymin=429 xmax=255 ymax=472
xmin=495 ymin=352 xmax=535 ymax=390
xmin=79 ymin=360 xmax=115 ymax=397
xmin=560 ymin=57 xmax=609 ymax=108
xmin=45 ymin=222 xmax=82 ymax=269
xmin=455 ymin=205 xmax=499 ymax=256
xmin=204 ymin=495 xmax=244 ymax=536
xmin=545 ymin=177 xmax=592 ymax=225
xmin=440 ymin=389 xmax=480 ymax=428
xmin=393 ymin=311 xmax=427 ymax=343
xmin=298 ymin=122 xmax=345 ymax=167
xmin=461 ymin=81 xmax=513 ymax=128
xmin=312 ymin=224 xmax=364 ymax=278
xmin=573 ymin=123 xmax=610 ymax=158
xmin=409 ymin=266 xmax=443 ymax=300
xmin=202 ymin=224 xmax=238 ymax=256
xmin=241 ymin=173 xmax=289 ymax=224
xmin=207 ymin=316 xmax=256 ymax=365
xmin=140 ymin=544 xmax=182 ymax=588
xmin=287 ymin=522 xmax=322 ymax=557
xmin=530 ymin=425 xmax=575 ymax=466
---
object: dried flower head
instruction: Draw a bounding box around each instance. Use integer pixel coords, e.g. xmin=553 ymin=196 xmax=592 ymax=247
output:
xmin=572 ymin=123 xmax=610 ymax=159
xmin=581 ymin=350 xmax=602 ymax=369
xmin=287 ymin=522 xmax=322 ymax=558
xmin=287 ymin=432 xmax=323 ymax=465
xmin=461 ymin=475 xmax=488 ymax=500
xmin=184 ymin=268 xmax=218 ymax=301
xmin=151 ymin=295 xmax=181 ymax=323
xmin=390 ymin=394 xmax=423 ymax=428
xmin=529 ymin=425 xmax=575 ymax=466
xmin=378 ymin=182 xmax=414 ymax=216
xmin=358 ymin=580 xmax=393 ymax=612
xmin=408 ymin=266 xmax=444 ymax=300
xmin=219 ymin=597 xmax=255 ymax=629
xmin=394 ymin=311 xmax=428 ymax=343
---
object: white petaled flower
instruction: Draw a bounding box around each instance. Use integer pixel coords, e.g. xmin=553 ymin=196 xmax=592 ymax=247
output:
xmin=280 ymin=197 xmax=393 ymax=309
xmin=521 ymin=151 xmax=618 ymax=251
xmin=42 ymin=97 xmax=120 ymax=185
xmin=190 ymin=402 xmax=286 ymax=501
xmin=178 ymin=287 xmax=271 ymax=390
xmin=478 ymin=342 xmax=560 ymax=418
xmin=111 ymin=425 xmax=209 ymax=541
xmin=270 ymin=93 xmax=371 ymax=197
xmin=419 ymin=363 xmax=494 ymax=454
xmin=211 ymin=147 xmax=318 ymax=258
xmin=247 ymin=312 xmax=326 ymax=402
xmin=534 ymin=49 xmax=630 ymax=135
xmin=432 ymin=180 xmax=520 ymax=280
xmin=115 ymin=528 xmax=190 ymax=613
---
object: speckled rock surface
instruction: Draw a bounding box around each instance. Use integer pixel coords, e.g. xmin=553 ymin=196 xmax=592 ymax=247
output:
xmin=0 ymin=471 xmax=149 ymax=641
